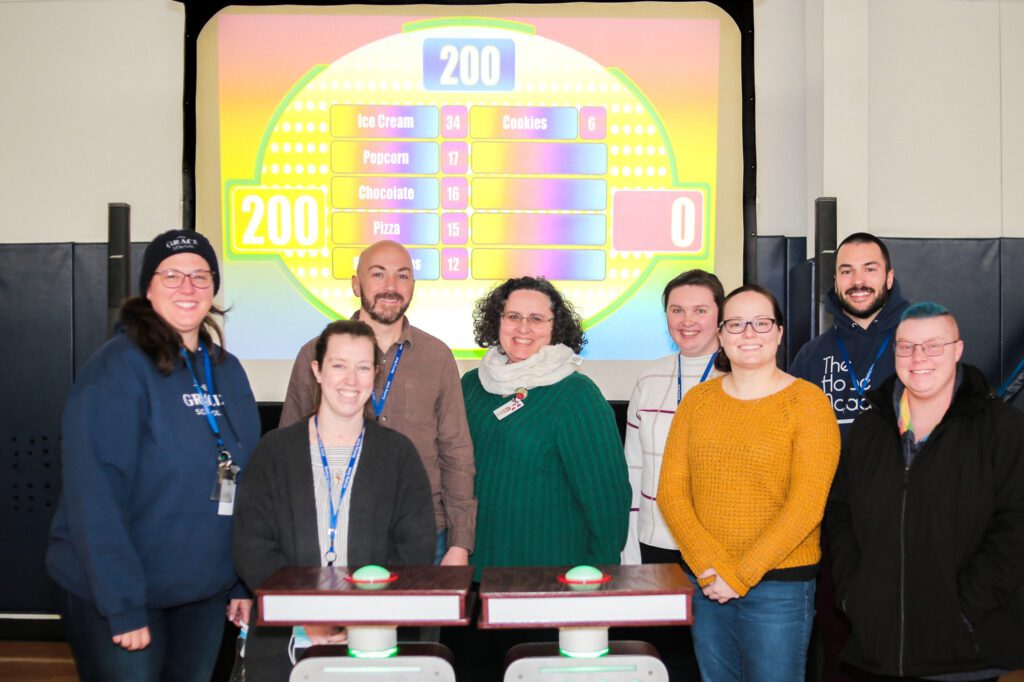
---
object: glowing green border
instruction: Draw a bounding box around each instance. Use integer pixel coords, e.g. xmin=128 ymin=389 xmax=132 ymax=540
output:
xmin=578 ymin=66 xmax=714 ymax=331
xmin=222 ymin=64 xmax=348 ymax=321
xmin=404 ymin=17 xmax=536 ymax=34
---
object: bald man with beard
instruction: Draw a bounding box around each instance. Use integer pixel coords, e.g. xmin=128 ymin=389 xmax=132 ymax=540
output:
xmin=279 ymin=240 xmax=476 ymax=567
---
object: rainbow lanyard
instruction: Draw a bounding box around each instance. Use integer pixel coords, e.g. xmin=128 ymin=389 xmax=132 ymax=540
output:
xmin=898 ymin=389 xmax=913 ymax=437
xmin=898 ymin=389 xmax=929 ymax=443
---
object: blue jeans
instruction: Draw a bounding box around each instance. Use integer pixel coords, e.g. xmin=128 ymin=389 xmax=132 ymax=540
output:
xmin=689 ymin=576 xmax=815 ymax=682
xmin=62 ymin=590 xmax=228 ymax=682
xmin=435 ymin=528 xmax=448 ymax=564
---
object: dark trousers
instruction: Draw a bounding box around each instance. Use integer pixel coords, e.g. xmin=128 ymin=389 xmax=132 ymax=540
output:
xmin=62 ymin=589 xmax=228 ymax=682
xmin=845 ymin=672 xmax=998 ymax=682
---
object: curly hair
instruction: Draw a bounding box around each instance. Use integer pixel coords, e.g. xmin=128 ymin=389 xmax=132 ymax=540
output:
xmin=472 ymin=277 xmax=586 ymax=354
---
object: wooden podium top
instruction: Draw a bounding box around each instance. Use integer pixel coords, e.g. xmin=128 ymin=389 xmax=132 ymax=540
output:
xmin=256 ymin=565 xmax=474 ymax=626
xmin=478 ymin=564 xmax=693 ymax=628
xmin=259 ymin=565 xmax=473 ymax=594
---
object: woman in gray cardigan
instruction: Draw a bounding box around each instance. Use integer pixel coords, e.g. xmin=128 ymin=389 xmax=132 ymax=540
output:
xmin=233 ymin=320 xmax=436 ymax=682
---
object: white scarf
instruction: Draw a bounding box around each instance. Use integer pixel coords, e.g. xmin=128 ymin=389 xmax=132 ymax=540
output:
xmin=478 ymin=344 xmax=580 ymax=396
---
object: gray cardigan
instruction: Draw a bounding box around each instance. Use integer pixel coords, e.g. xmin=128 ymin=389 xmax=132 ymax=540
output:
xmin=233 ymin=418 xmax=436 ymax=681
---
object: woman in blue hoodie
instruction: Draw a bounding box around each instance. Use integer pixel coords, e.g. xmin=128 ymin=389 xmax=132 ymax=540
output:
xmin=46 ymin=230 xmax=261 ymax=681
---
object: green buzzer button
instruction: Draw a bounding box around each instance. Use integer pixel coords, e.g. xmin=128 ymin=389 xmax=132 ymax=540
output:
xmin=565 ymin=565 xmax=604 ymax=582
xmin=559 ymin=565 xmax=611 ymax=591
xmin=347 ymin=565 xmax=397 ymax=590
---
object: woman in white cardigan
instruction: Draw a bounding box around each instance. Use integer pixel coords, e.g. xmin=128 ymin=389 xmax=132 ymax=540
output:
xmin=621 ymin=269 xmax=724 ymax=565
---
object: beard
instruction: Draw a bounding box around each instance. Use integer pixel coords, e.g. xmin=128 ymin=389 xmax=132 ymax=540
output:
xmin=361 ymin=292 xmax=409 ymax=325
xmin=838 ymin=284 xmax=890 ymax=320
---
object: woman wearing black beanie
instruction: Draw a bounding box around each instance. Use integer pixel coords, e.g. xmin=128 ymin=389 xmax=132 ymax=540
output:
xmin=46 ymin=229 xmax=260 ymax=681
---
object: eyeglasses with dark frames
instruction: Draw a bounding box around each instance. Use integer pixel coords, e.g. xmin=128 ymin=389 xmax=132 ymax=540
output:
xmin=501 ymin=311 xmax=554 ymax=329
xmin=155 ymin=269 xmax=214 ymax=289
xmin=719 ymin=318 xmax=777 ymax=334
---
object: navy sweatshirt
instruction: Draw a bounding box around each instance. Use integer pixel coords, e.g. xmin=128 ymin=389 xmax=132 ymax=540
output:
xmin=790 ymin=281 xmax=909 ymax=437
xmin=47 ymin=332 xmax=261 ymax=636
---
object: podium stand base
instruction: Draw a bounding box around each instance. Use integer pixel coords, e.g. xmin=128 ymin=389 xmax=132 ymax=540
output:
xmin=291 ymin=642 xmax=455 ymax=681
xmin=503 ymin=640 xmax=669 ymax=682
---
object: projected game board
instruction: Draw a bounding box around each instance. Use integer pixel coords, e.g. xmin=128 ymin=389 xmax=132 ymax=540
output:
xmin=214 ymin=8 xmax=730 ymax=359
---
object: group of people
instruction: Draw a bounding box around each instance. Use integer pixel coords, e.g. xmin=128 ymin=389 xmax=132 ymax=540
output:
xmin=45 ymin=229 xmax=1022 ymax=682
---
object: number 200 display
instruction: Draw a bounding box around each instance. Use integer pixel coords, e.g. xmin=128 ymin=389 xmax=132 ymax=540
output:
xmin=422 ymin=38 xmax=515 ymax=92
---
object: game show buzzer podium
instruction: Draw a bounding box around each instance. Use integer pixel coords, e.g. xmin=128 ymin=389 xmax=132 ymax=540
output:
xmin=256 ymin=564 xmax=474 ymax=681
xmin=480 ymin=564 xmax=693 ymax=682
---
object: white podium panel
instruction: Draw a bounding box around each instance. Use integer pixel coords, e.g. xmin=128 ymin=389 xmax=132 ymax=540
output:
xmin=258 ymin=566 xmax=473 ymax=681
xmin=289 ymin=645 xmax=456 ymax=682
xmin=479 ymin=564 xmax=691 ymax=682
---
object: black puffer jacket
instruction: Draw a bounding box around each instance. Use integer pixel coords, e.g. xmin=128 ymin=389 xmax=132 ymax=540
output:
xmin=826 ymin=364 xmax=1024 ymax=678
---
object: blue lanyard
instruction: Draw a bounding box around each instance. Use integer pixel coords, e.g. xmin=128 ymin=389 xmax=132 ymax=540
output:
xmin=677 ymin=351 xmax=718 ymax=405
xmin=180 ymin=343 xmax=227 ymax=456
xmin=370 ymin=342 xmax=404 ymax=419
xmin=835 ymin=332 xmax=893 ymax=397
xmin=314 ymin=416 xmax=365 ymax=566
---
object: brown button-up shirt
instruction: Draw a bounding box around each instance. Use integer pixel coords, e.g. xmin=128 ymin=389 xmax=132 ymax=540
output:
xmin=279 ymin=314 xmax=477 ymax=552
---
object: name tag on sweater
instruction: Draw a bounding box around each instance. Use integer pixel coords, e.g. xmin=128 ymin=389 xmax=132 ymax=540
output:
xmin=493 ymin=397 xmax=524 ymax=421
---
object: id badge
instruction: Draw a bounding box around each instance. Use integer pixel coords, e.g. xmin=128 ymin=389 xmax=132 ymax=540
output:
xmin=212 ymin=460 xmax=240 ymax=516
xmin=493 ymin=387 xmax=528 ymax=421
xmin=493 ymin=397 xmax=524 ymax=421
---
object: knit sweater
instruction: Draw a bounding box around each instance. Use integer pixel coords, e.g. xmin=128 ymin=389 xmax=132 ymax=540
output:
xmin=657 ymin=377 xmax=840 ymax=596
xmin=462 ymin=369 xmax=630 ymax=581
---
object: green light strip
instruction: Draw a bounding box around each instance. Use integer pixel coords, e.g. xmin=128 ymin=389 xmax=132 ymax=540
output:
xmin=324 ymin=665 xmax=422 ymax=673
xmin=346 ymin=646 xmax=399 ymax=659
xmin=540 ymin=663 xmax=638 ymax=673
xmin=558 ymin=646 xmax=611 ymax=659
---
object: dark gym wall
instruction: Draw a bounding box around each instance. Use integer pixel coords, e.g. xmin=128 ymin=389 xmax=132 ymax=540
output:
xmin=0 ymin=245 xmax=73 ymax=613
xmin=755 ymin=236 xmax=1023 ymax=385
xmin=0 ymin=243 xmax=146 ymax=615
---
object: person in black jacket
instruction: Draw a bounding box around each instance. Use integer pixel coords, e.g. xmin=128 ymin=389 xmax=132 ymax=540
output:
xmin=826 ymin=302 xmax=1024 ymax=681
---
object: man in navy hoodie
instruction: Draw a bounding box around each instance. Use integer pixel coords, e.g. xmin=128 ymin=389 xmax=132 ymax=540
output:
xmin=791 ymin=232 xmax=909 ymax=682
xmin=791 ymin=232 xmax=909 ymax=438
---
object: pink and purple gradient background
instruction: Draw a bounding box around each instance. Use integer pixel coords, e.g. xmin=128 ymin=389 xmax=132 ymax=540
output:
xmin=216 ymin=11 xmax=721 ymax=199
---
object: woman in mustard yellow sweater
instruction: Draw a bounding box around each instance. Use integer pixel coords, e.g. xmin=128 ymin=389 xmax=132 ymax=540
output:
xmin=658 ymin=284 xmax=840 ymax=682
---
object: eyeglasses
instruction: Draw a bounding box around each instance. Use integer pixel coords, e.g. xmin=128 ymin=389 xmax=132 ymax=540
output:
xmin=155 ymin=269 xmax=214 ymax=289
xmin=893 ymin=340 xmax=959 ymax=357
xmin=719 ymin=318 xmax=777 ymax=334
xmin=501 ymin=311 xmax=554 ymax=329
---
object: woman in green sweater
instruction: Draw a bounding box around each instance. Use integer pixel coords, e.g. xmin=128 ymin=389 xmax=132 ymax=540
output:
xmin=462 ymin=276 xmax=631 ymax=581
